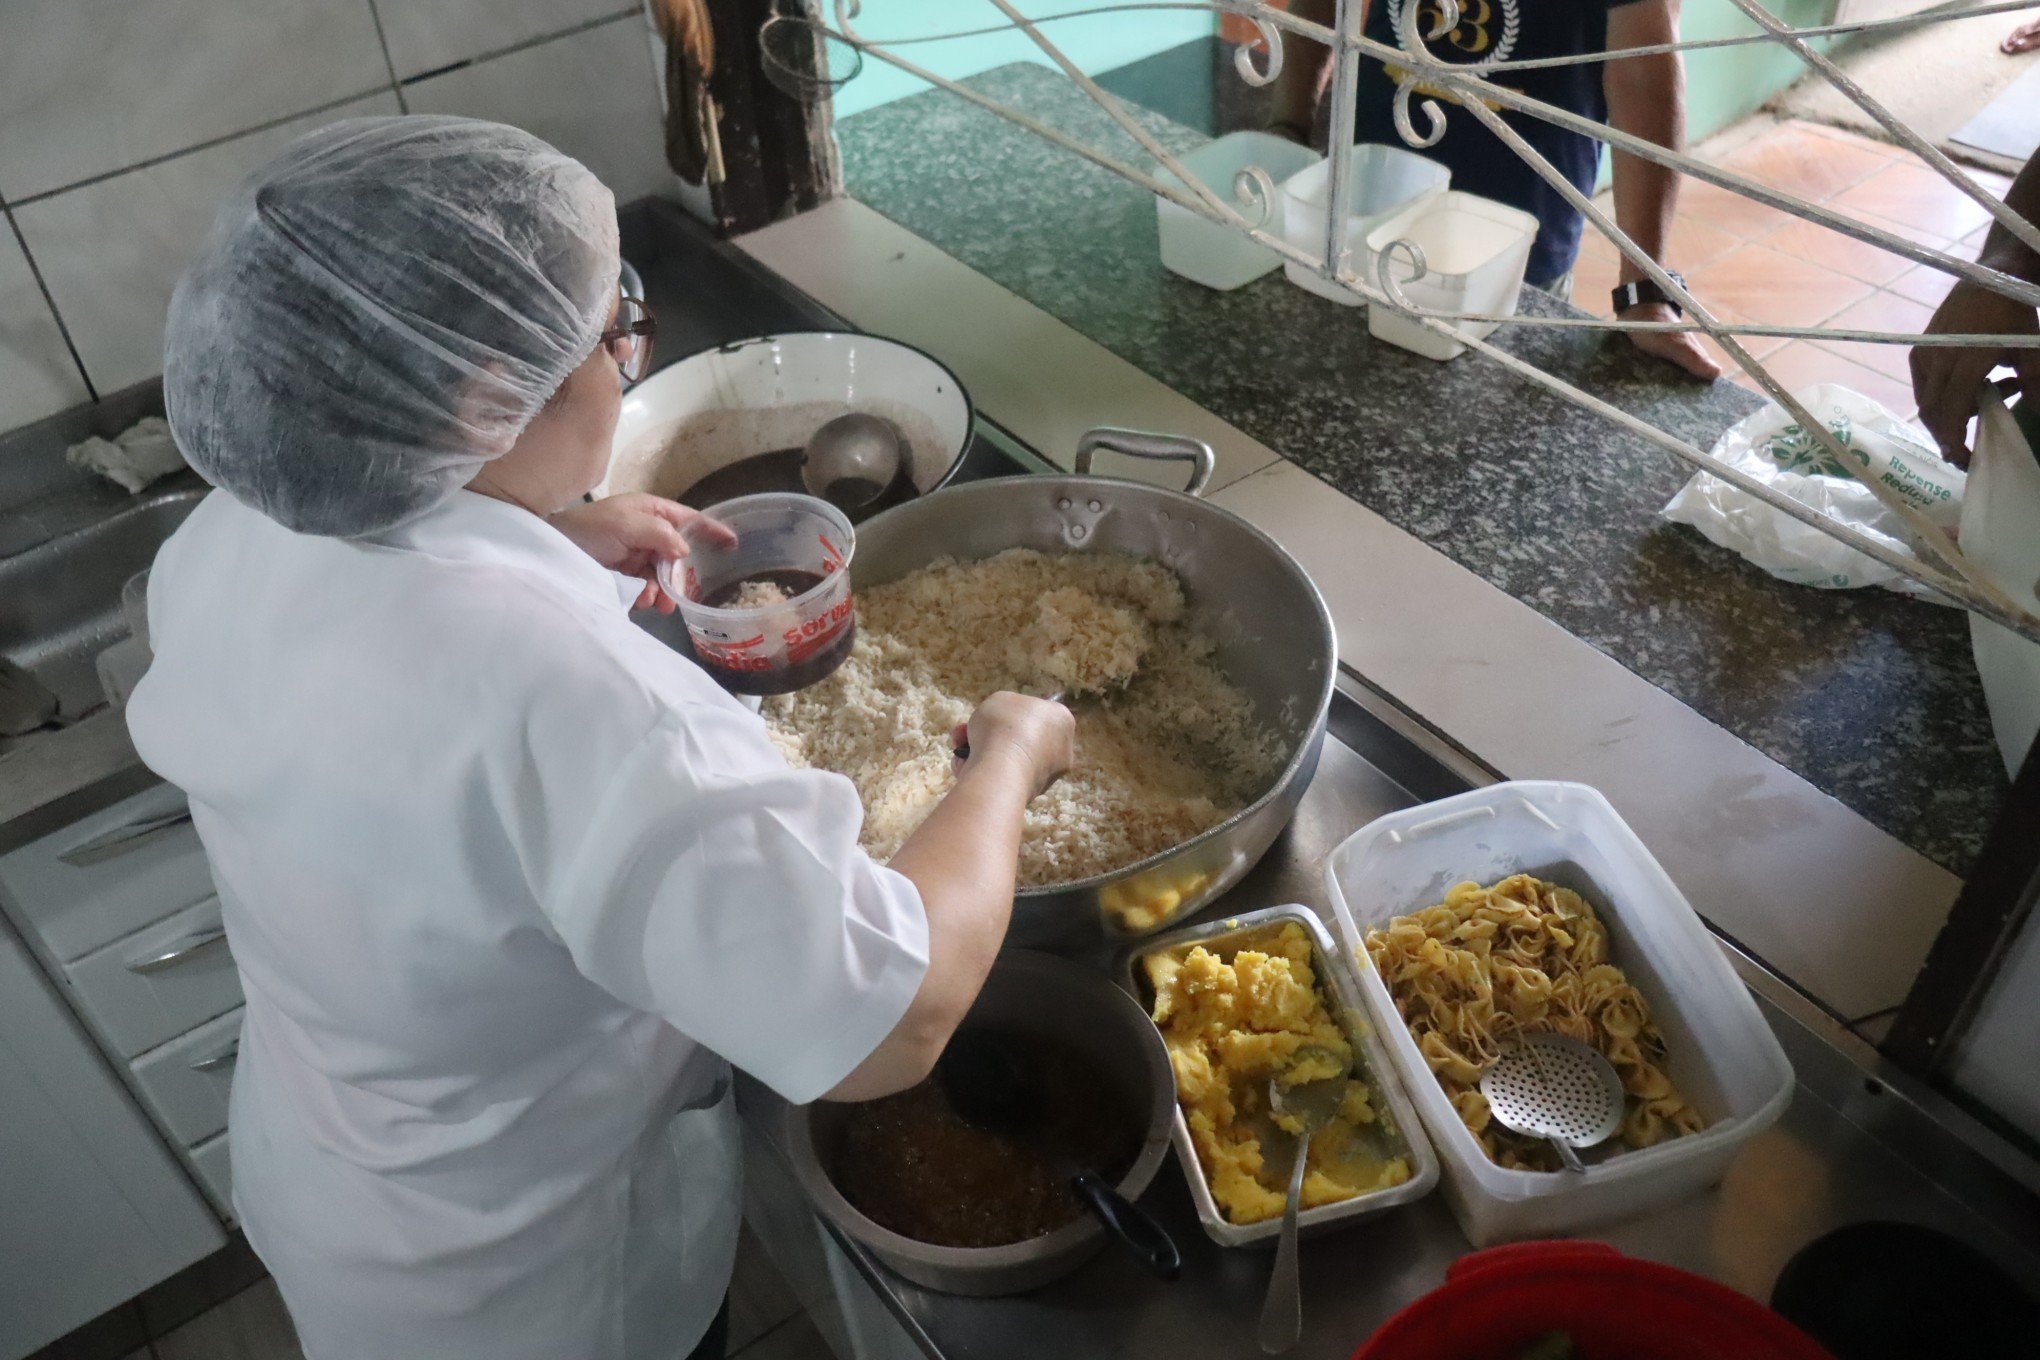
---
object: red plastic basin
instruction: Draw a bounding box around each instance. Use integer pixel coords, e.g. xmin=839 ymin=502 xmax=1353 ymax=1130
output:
xmin=1353 ymin=1241 xmax=1834 ymax=1360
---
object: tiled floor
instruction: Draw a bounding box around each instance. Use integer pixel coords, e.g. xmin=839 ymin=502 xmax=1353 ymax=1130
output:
xmin=91 ymin=1230 xmax=825 ymax=1360
xmin=1570 ymin=118 xmax=2010 ymax=421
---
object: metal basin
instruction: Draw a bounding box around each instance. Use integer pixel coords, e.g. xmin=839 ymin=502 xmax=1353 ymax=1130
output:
xmin=851 ymin=431 xmax=1337 ymax=950
xmin=0 ymin=487 xmax=204 ymax=720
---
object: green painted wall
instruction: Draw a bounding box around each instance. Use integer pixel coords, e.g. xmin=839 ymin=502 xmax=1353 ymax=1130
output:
xmin=1683 ymin=0 xmax=1840 ymax=142
xmin=1590 ymin=0 xmax=1840 ymax=188
xmin=827 ymin=2 xmax=1836 ymax=145
xmin=827 ymin=2 xmax=1217 ymax=119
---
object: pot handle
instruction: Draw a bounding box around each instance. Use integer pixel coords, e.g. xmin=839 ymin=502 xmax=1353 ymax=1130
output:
xmin=1070 ymin=1171 xmax=1182 ymax=1281
xmin=1074 ymin=428 xmax=1217 ymax=497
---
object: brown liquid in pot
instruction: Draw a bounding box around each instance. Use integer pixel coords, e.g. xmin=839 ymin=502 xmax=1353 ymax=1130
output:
xmin=832 ymin=1032 xmax=1140 ymax=1249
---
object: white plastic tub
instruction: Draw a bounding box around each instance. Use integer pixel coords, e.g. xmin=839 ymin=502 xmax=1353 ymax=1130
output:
xmin=1363 ymin=191 xmax=1538 ymax=359
xmin=1280 ymin=144 xmax=1450 ymax=306
xmin=1323 ymin=781 xmax=1794 ymax=1247
xmin=1156 ymin=132 xmax=1322 ymax=290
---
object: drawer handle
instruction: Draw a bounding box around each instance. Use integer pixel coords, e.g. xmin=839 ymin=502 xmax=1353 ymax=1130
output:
xmin=60 ymin=808 xmax=194 ymax=867
xmin=128 ymin=926 xmax=228 ymax=975
xmin=188 ymin=1039 xmax=239 ymax=1074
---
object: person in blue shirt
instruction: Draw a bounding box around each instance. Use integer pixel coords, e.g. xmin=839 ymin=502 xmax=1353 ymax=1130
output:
xmin=1271 ymin=0 xmax=1720 ymax=379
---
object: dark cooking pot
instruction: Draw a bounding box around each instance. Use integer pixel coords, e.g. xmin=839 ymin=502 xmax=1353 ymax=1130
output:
xmin=776 ymin=951 xmax=1176 ymax=1296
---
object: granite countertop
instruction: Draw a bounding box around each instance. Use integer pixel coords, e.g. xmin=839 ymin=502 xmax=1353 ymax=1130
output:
xmin=836 ymin=63 xmax=2006 ymax=875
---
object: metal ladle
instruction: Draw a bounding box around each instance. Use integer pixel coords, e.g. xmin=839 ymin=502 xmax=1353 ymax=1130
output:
xmin=801 ymin=412 xmax=904 ymax=513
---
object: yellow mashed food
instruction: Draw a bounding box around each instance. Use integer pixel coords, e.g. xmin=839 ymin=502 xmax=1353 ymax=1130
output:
xmin=1144 ymin=923 xmax=1411 ymax=1224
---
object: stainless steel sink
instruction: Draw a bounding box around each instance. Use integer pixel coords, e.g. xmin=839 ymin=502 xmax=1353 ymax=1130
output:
xmin=0 ymin=487 xmax=204 ymax=722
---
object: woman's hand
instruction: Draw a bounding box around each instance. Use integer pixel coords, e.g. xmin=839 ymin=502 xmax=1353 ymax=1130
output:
xmin=951 ymin=693 xmax=1076 ymax=796
xmin=549 ymin=494 xmax=734 ymax=613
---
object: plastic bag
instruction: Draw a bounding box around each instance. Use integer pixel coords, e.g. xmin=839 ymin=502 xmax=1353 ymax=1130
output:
xmin=1965 ymin=388 xmax=2040 ymax=777
xmin=1661 ymin=383 xmax=1964 ymax=598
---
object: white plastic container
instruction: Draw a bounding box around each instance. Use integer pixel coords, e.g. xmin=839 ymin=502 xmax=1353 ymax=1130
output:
xmin=1280 ymin=144 xmax=1450 ymax=306
xmin=1156 ymin=132 xmax=1322 ymax=290
xmin=1363 ymin=191 xmax=1539 ymax=360
xmin=656 ymin=492 xmax=857 ymax=696
xmin=1322 ymin=781 xmax=1794 ymax=1247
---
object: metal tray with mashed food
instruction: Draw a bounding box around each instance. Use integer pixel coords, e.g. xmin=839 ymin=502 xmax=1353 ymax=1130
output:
xmin=1122 ymin=905 xmax=1438 ymax=1247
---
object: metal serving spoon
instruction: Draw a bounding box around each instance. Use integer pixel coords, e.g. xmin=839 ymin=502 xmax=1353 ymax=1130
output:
xmin=1259 ymin=1063 xmax=1348 ymax=1354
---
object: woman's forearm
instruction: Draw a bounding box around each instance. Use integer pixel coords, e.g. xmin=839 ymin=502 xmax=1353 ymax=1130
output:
xmin=889 ymin=746 xmax=1034 ymax=996
xmin=822 ymin=750 xmax=1034 ymax=1100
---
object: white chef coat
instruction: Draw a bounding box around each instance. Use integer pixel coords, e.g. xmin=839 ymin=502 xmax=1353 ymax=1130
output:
xmin=126 ymin=488 xmax=929 ymax=1360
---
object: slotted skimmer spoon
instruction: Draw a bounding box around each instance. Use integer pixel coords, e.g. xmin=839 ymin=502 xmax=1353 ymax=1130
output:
xmin=1478 ymin=1031 xmax=1627 ymax=1174
xmin=1258 ymin=1060 xmax=1348 ymax=1354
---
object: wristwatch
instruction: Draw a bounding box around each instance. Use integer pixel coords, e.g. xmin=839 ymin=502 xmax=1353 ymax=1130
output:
xmin=1611 ymin=271 xmax=1686 ymax=316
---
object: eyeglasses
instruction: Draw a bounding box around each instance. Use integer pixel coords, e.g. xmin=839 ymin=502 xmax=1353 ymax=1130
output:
xmin=599 ymin=293 xmax=656 ymax=384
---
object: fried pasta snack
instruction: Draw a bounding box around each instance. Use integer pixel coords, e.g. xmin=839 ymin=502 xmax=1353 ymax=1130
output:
xmin=1363 ymin=874 xmax=1706 ymax=1171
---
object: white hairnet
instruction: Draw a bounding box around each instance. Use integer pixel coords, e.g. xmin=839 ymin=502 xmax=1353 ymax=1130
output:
xmin=163 ymin=115 xmax=620 ymax=537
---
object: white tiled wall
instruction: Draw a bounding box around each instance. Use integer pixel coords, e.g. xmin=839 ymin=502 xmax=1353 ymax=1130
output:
xmin=404 ymin=18 xmax=672 ymax=205
xmin=0 ymin=0 xmax=675 ymax=436
xmin=375 ymin=0 xmax=627 ymax=80
xmin=0 ymin=228 xmax=89 ymax=421
xmin=15 ymin=94 xmax=404 ymax=397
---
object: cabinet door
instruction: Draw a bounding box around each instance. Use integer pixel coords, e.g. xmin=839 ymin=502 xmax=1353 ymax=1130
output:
xmin=0 ymin=784 xmax=213 ymax=962
xmin=189 ymin=1130 xmax=235 ymax=1221
xmin=0 ymin=921 xmax=223 ymax=1358
xmin=65 ymin=894 xmax=243 ymax=1059
xmin=131 ymin=1007 xmax=243 ymax=1147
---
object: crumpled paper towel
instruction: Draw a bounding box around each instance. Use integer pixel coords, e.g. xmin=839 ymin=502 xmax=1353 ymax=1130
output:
xmin=66 ymin=415 xmax=187 ymax=493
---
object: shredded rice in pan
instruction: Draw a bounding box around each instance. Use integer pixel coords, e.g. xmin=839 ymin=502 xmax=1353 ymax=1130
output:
xmin=762 ymin=549 xmax=1282 ymax=886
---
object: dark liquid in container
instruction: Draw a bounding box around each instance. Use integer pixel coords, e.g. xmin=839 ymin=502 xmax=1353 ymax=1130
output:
xmin=679 ymin=448 xmax=918 ymax=521
xmin=691 ymin=568 xmax=856 ymax=696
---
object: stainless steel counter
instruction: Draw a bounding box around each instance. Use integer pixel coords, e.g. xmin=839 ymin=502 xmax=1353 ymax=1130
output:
xmin=743 ymin=672 xmax=2040 ymax=1360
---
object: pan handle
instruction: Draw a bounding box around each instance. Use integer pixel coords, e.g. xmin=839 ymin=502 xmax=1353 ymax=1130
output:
xmin=1074 ymin=428 xmax=1216 ymax=497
